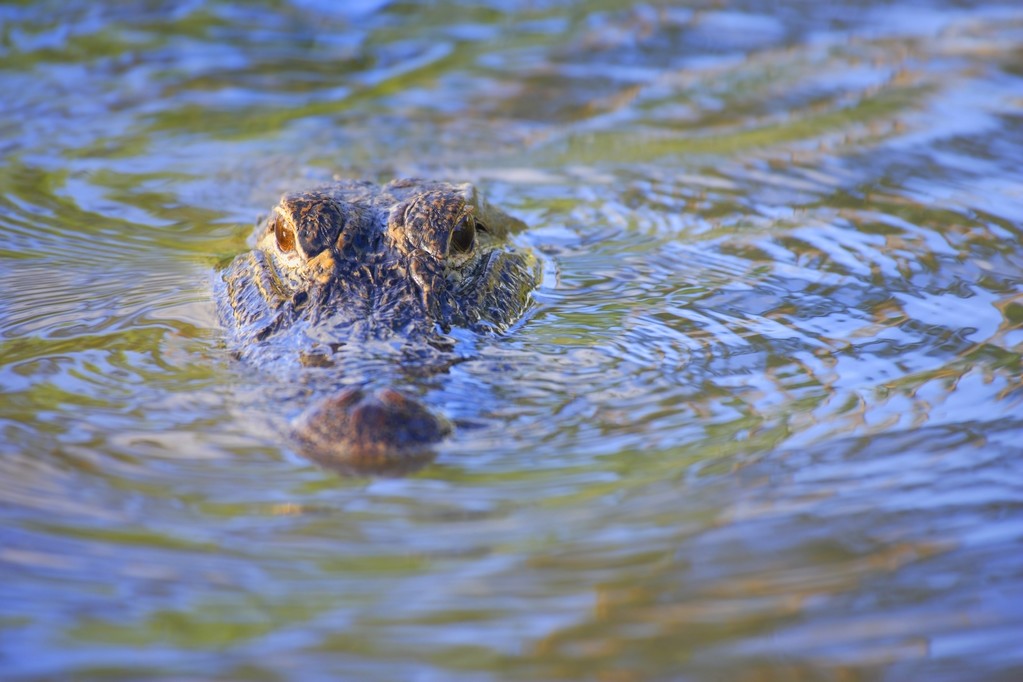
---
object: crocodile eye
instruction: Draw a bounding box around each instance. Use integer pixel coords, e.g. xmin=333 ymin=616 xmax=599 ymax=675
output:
xmin=272 ymin=214 xmax=295 ymax=253
xmin=450 ymin=215 xmax=476 ymax=254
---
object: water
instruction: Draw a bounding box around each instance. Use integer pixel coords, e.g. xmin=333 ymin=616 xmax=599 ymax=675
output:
xmin=2 ymin=1 xmax=1022 ymax=679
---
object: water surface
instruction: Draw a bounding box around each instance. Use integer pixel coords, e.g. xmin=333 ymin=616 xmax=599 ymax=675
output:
xmin=2 ymin=1 xmax=1022 ymax=679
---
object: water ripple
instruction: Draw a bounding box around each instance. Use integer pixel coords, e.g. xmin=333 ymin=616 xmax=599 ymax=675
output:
xmin=2 ymin=1 xmax=1022 ymax=680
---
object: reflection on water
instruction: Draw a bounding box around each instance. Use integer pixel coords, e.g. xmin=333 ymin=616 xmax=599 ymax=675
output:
xmin=2 ymin=1 xmax=1022 ymax=679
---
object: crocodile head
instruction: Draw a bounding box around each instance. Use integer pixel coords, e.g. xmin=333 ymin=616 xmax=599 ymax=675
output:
xmin=218 ymin=179 xmax=540 ymax=473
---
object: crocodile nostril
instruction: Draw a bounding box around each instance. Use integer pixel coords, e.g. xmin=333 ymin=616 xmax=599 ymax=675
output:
xmin=290 ymin=387 xmax=451 ymax=475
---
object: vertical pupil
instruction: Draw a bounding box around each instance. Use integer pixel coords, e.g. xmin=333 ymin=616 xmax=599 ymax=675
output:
xmin=274 ymin=216 xmax=295 ymax=252
xmin=451 ymin=217 xmax=475 ymax=253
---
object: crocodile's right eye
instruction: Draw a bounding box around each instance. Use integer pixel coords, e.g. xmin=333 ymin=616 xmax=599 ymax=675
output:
xmin=272 ymin=214 xmax=295 ymax=253
xmin=449 ymin=213 xmax=476 ymax=254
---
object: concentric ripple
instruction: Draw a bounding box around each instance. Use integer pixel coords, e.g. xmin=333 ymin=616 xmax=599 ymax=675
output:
xmin=1 ymin=1 xmax=1022 ymax=680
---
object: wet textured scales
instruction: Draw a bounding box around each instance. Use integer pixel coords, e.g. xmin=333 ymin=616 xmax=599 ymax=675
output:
xmin=217 ymin=178 xmax=539 ymax=471
xmin=1 ymin=2 xmax=1022 ymax=681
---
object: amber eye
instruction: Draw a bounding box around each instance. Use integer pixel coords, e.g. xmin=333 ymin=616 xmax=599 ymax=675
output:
xmin=450 ymin=215 xmax=476 ymax=254
xmin=272 ymin=214 xmax=295 ymax=253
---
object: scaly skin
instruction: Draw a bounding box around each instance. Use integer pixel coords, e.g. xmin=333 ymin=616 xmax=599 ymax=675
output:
xmin=218 ymin=179 xmax=539 ymax=473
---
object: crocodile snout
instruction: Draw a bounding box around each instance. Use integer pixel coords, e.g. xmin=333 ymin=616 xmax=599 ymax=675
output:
xmin=290 ymin=387 xmax=452 ymax=475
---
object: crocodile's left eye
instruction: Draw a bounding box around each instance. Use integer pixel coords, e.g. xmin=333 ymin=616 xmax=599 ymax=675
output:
xmin=272 ymin=214 xmax=295 ymax=253
xmin=450 ymin=214 xmax=476 ymax=254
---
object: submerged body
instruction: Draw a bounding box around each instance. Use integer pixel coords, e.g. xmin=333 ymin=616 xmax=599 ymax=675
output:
xmin=218 ymin=179 xmax=539 ymax=472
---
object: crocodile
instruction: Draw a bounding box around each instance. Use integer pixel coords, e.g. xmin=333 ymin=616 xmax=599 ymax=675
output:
xmin=217 ymin=179 xmax=540 ymax=474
